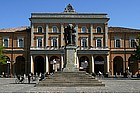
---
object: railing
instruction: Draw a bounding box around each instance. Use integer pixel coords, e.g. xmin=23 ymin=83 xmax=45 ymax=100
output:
xmin=30 ymin=46 xmax=109 ymax=51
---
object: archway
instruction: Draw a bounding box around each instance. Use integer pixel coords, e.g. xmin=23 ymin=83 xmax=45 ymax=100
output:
xmin=49 ymin=56 xmax=60 ymax=73
xmin=94 ymin=56 xmax=104 ymax=74
xmin=113 ymin=56 xmax=123 ymax=75
xmin=128 ymin=56 xmax=138 ymax=75
xmin=15 ymin=56 xmax=25 ymax=75
xmin=34 ymin=56 xmax=45 ymax=74
xmin=79 ymin=56 xmax=89 ymax=73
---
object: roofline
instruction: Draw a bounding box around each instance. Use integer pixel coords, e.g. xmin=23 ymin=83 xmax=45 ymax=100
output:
xmin=108 ymin=26 xmax=140 ymax=33
xmin=30 ymin=12 xmax=109 ymax=20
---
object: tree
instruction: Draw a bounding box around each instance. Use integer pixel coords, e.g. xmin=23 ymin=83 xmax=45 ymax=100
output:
xmin=0 ymin=45 xmax=7 ymax=65
xmin=131 ymin=35 xmax=140 ymax=76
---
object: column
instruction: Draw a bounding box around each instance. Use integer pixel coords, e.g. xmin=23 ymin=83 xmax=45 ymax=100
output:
xmin=90 ymin=24 xmax=93 ymax=47
xmin=31 ymin=23 xmax=34 ymax=47
xmin=46 ymin=55 xmax=49 ymax=74
xmin=61 ymin=24 xmax=64 ymax=46
xmin=106 ymin=55 xmax=109 ymax=73
xmin=77 ymin=56 xmax=79 ymax=69
xmin=75 ymin=24 xmax=78 ymax=46
xmin=105 ymin=23 xmax=108 ymax=48
xmin=46 ymin=24 xmax=48 ymax=47
xmin=74 ymin=49 xmax=77 ymax=66
xmin=61 ymin=55 xmax=64 ymax=71
xmin=31 ymin=55 xmax=34 ymax=73
xmin=111 ymin=60 xmax=114 ymax=75
xmin=91 ymin=55 xmax=94 ymax=73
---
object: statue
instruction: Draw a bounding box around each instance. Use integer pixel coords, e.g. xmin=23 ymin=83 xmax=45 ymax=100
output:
xmin=64 ymin=24 xmax=76 ymax=46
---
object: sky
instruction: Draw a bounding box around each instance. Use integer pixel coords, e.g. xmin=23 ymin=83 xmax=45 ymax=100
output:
xmin=0 ymin=0 xmax=140 ymax=29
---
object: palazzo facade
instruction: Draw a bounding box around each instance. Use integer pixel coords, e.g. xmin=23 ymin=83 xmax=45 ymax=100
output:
xmin=30 ymin=4 xmax=110 ymax=75
xmin=0 ymin=4 xmax=140 ymax=77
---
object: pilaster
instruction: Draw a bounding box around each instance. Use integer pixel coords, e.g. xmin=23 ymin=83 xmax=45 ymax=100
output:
xmin=46 ymin=55 xmax=49 ymax=73
xmin=46 ymin=24 xmax=48 ymax=46
xmin=91 ymin=55 xmax=94 ymax=73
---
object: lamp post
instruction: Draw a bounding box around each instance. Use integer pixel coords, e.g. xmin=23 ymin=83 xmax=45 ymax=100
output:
xmin=7 ymin=61 xmax=10 ymax=78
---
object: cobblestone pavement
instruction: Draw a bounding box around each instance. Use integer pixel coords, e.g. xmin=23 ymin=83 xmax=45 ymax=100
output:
xmin=0 ymin=78 xmax=140 ymax=93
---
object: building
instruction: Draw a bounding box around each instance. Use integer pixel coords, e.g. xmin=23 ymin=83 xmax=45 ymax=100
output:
xmin=0 ymin=4 xmax=140 ymax=77
xmin=0 ymin=27 xmax=31 ymax=76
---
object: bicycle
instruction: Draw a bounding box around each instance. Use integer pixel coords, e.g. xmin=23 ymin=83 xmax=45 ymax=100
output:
xmin=15 ymin=75 xmax=25 ymax=84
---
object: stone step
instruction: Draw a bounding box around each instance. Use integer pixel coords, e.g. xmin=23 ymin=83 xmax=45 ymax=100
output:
xmin=40 ymin=81 xmax=102 ymax=84
xmin=37 ymin=71 xmax=105 ymax=87
xmin=37 ymin=83 xmax=105 ymax=87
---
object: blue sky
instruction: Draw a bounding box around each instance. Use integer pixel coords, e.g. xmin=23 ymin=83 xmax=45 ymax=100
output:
xmin=0 ymin=0 xmax=140 ymax=29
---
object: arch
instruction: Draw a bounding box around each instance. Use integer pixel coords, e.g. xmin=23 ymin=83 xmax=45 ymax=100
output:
xmin=96 ymin=26 xmax=102 ymax=33
xmin=34 ymin=56 xmax=45 ymax=74
xmin=81 ymin=26 xmax=87 ymax=33
xmin=79 ymin=56 xmax=90 ymax=73
xmin=94 ymin=56 xmax=105 ymax=74
xmin=113 ymin=56 xmax=123 ymax=75
xmin=128 ymin=56 xmax=138 ymax=75
xmin=49 ymin=56 xmax=60 ymax=73
xmin=37 ymin=26 xmax=43 ymax=33
xmin=15 ymin=56 xmax=25 ymax=75
xmin=52 ymin=26 xmax=58 ymax=33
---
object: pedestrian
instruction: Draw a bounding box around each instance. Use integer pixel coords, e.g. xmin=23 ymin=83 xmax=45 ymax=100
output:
xmin=28 ymin=73 xmax=31 ymax=84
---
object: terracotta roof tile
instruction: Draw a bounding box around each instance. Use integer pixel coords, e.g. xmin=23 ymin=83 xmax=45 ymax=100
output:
xmin=109 ymin=27 xmax=140 ymax=33
xmin=0 ymin=26 xmax=30 ymax=32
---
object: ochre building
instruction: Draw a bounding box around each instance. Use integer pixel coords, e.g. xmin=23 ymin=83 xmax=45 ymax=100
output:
xmin=0 ymin=4 xmax=140 ymax=77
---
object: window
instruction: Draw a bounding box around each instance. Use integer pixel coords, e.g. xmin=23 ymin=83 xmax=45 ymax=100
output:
xmin=81 ymin=38 xmax=88 ymax=48
xmin=96 ymin=38 xmax=102 ymax=48
xmin=52 ymin=26 xmax=57 ymax=33
xmin=51 ymin=37 xmax=58 ymax=47
xmin=96 ymin=27 xmax=102 ymax=33
xmin=115 ymin=39 xmax=121 ymax=48
xmin=81 ymin=26 xmax=87 ymax=33
xmin=18 ymin=38 xmax=24 ymax=48
xmin=3 ymin=38 xmax=9 ymax=47
xmin=37 ymin=37 xmax=43 ymax=48
xmin=52 ymin=38 xmax=57 ymax=47
xmin=38 ymin=26 xmax=43 ymax=33
xmin=130 ymin=39 xmax=136 ymax=48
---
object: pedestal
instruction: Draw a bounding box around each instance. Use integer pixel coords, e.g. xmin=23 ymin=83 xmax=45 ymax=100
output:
xmin=63 ymin=45 xmax=79 ymax=72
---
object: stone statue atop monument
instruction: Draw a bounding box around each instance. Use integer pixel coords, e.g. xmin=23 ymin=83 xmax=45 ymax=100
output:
xmin=64 ymin=24 xmax=76 ymax=46
xmin=63 ymin=24 xmax=78 ymax=72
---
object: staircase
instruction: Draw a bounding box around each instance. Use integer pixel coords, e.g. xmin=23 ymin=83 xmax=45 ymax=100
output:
xmin=36 ymin=71 xmax=105 ymax=87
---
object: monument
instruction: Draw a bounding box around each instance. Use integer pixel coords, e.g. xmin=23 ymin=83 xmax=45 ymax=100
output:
xmin=37 ymin=23 xmax=105 ymax=87
xmin=63 ymin=24 xmax=78 ymax=72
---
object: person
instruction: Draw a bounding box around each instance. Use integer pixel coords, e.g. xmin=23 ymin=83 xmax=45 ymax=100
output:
xmin=28 ymin=73 xmax=31 ymax=84
xmin=20 ymin=75 xmax=24 ymax=82
xmin=64 ymin=24 xmax=76 ymax=46
xmin=2 ymin=72 xmax=6 ymax=78
xmin=99 ymin=71 xmax=102 ymax=76
xmin=39 ymin=73 xmax=44 ymax=81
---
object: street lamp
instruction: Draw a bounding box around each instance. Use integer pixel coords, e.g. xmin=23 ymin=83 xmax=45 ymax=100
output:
xmin=7 ymin=61 xmax=10 ymax=78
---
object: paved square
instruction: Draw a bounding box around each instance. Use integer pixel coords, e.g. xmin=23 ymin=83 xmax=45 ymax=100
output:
xmin=0 ymin=78 xmax=140 ymax=93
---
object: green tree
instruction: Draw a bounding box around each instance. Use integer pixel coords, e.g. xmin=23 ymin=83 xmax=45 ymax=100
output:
xmin=0 ymin=45 xmax=7 ymax=65
xmin=132 ymin=35 xmax=140 ymax=76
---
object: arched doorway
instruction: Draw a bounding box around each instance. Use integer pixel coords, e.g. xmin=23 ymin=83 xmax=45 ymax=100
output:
xmin=15 ymin=56 xmax=25 ymax=75
xmin=128 ymin=56 xmax=138 ymax=75
xmin=113 ymin=56 xmax=123 ymax=75
xmin=49 ymin=56 xmax=60 ymax=73
xmin=79 ymin=56 xmax=89 ymax=73
xmin=34 ymin=56 xmax=45 ymax=74
xmin=94 ymin=56 xmax=104 ymax=74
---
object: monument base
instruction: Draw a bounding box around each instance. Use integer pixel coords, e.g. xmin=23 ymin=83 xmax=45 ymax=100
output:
xmin=63 ymin=45 xmax=78 ymax=72
xmin=63 ymin=66 xmax=79 ymax=72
